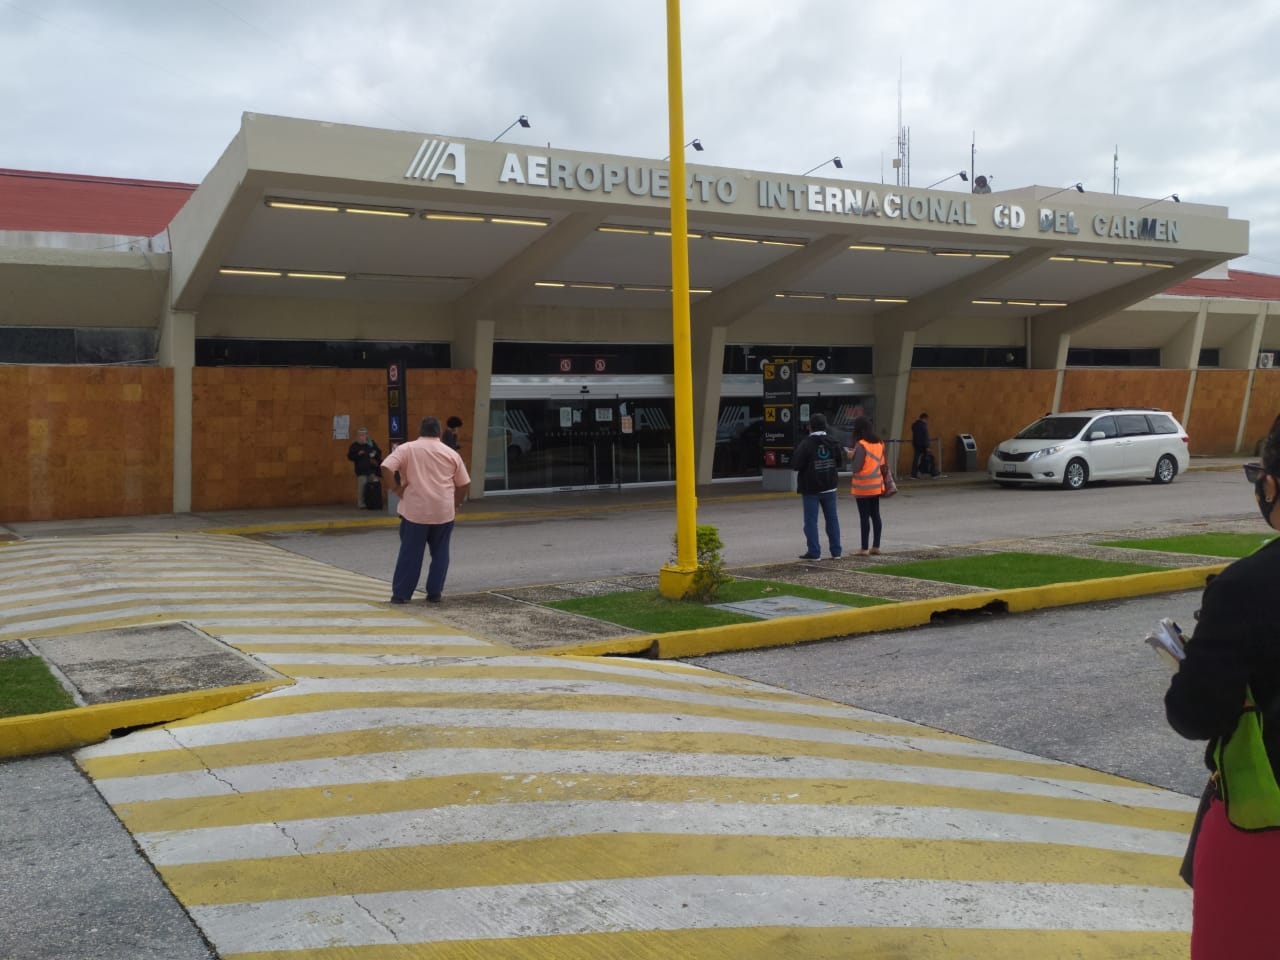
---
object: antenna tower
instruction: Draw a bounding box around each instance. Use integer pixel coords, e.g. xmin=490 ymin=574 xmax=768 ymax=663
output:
xmin=894 ymin=62 xmax=910 ymax=186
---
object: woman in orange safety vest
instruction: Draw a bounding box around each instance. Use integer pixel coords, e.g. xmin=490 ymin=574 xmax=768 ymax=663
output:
xmin=847 ymin=416 xmax=886 ymax=556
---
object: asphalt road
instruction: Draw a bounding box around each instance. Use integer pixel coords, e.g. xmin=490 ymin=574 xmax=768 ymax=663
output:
xmin=691 ymin=588 xmax=1212 ymax=798
xmin=256 ymin=467 xmax=1256 ymax=594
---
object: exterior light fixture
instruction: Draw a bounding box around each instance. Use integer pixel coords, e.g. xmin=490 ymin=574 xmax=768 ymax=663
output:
xmin=1040 ymin=182 xmax=1085 ymax=201
xmin=662 ymin=139 xmax=704 ymax=161
xmin=925 ymin=171 xmax=969 ymax=189
xmin=1139 ymin=193 xmax=1181 ymax=208
xmin=801 ymin=156 xmax=843 ymax=175
xmin=492 ymin=115 xmax=531 ymax=141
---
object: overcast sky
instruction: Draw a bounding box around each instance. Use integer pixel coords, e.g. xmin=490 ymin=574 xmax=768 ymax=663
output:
xmin=3 ymin=0 xmax=1277 ymax=274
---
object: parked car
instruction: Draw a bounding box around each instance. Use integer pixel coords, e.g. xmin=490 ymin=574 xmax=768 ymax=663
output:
xmin=987 ymin=408 xmax=1189 ymax=490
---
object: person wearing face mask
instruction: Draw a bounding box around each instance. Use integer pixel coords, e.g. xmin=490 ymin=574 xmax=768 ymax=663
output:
xmin=1165 ymin=414 xmax=1280 ymax=956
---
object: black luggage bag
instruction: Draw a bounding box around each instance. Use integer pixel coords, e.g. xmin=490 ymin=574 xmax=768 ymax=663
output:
xmin=919 ymin=451 xmax=937 ymax=476
xmin=363 ymin=478 xmax=383 ymax=510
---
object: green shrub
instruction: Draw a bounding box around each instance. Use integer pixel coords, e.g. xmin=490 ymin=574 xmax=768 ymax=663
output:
xmin=671 ymin=524 xmax=732 ymax=602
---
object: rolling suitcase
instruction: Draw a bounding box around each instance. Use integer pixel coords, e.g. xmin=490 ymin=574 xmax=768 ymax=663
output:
xmin=363 ymin=478 xmax=383 ymax=511
xmin=919 ymin=451 xmax=937 ymax=476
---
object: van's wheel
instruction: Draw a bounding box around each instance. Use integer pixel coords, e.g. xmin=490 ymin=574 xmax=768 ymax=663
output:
xmin=1062 ymin=459 xmax=1088 ymax=490
xmin=1153 ymin=454 xmax=1177 ymax=484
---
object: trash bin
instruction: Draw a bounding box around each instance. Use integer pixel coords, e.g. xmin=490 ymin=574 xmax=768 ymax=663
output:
xmin=955 ymin=434 xmax=978 ymax=472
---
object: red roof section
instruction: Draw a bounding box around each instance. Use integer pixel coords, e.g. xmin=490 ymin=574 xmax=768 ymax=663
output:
xmin=1164 ymin=269 xmax=1280 ymax=301
xmin=0 ymin=169 xmax=196 ymax=236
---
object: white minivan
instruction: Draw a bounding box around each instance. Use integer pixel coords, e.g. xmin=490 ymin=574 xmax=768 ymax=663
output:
xmin=987 ymin=408 xmax=1190 ymax=490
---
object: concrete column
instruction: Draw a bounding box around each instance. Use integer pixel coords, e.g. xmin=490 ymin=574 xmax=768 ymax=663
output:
xmin=1234 ymin=302 xmax=1272 ymax=451
xmin=451 ymin=317 xmax=496 ymax=500
xmin=1222 ymin=302 xmax=1268 ymax=370
xmin=871 ymin=323 xmax=916 ymax=448
xmin=1164 ymin=302 xmax=1207 ymax=370
xmin=691 ymin=322 xmax=728 ymax=484
xmin=157 ymin=307 xmax=195 ymax=513
xmin=1028 ymin=327 xmax=1070 ymax=371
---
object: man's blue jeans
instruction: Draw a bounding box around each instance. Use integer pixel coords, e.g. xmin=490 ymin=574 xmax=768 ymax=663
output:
xmin=802 ymin=489 xmax=841 ymax=558
xmin=391 ymin=517 xmax=455 ymax=600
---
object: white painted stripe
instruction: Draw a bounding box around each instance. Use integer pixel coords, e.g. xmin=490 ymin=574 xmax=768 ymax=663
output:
xmin=4 ymin=610 xmax=402 ymax=637
xmin=227 ymin=634 xmax=492 ymax=647
xmin=240 ymin=656 xmax=894 ymax=716
xmin=258 ymin=673 xmax=923 ymax=725
xmin=136 ymin=799 xmax=1190 ymax=866
xmin=254 ymin=652 xmax=483 ymax=666
xmin=90 ymin=745 xmax=1195 ymax=811
xmin=189 ymin=876 xmax=1191 ymax=953
xmin=73 ymin=700 xmax=1122 ymax=779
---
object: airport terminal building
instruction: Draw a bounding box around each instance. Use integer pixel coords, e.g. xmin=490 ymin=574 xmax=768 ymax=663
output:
xmin=2 ymin=112 xmax=1278 ymax=522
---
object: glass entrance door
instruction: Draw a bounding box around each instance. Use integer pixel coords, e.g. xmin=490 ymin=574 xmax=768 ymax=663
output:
xmin=485 ymin=391 xmax=677 ymax=492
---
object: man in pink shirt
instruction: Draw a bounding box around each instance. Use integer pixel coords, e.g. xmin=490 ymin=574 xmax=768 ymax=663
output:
xmin=380 ymin=416 xmax=471 ymax=604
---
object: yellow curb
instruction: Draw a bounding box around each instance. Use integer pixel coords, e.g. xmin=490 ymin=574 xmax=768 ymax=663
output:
xmin=0 ymin=678 xmax=292 ymax=760
xmin=548 ymin=564 xmax=1228 ymax=660
xmin=545 ymin=635 xmax=657 ymax=658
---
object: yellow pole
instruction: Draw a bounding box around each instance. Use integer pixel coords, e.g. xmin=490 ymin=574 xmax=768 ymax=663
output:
xmin=658 ymin=0 xmax=698 ymax=599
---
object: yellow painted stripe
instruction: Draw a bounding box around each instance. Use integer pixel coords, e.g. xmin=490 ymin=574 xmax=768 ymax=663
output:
xmin=221 ymin=926 xmax=1190 ymax=960
xmin=0 ymin=680 xmax=290 ymax=760
xmin=157 ymin=689 xmax=975 ymax=742
xmin=114 ymin=772 xmax=1193 ymax=835
xmin=161 ymin=833 xmax=1185 ymax=906
xmin=84 ymin=719 xmax=1124 ymax=787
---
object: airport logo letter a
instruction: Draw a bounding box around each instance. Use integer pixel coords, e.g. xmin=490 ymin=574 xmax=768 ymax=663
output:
xmin=404 ymin=140 xmax=466 ymax=183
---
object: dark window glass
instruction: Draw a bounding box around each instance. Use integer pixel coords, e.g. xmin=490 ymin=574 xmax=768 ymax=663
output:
xmin=1116 ymin=414 xmax=1150 ymax=437
xmin=195 ymin=339 xmax=450 ymax=368
xmin=1015 ymin=416 xmax=1091 ymax=440
xmin=1147 ymin=414 xmax=1179 ymax=435
xmin=0 ymin=327 xmax=76 ymax=363
xmin=1087 ymin=416 xmax=1118 ymax=439
xmin=720 ymin=345 xmax=872 ymax=375
xmin=1197 ymin=348 xmax=1220 ymax=367
xmin=0 ymin=327 xmax=156 ymax=364
xmin=492 ymin=342 xmax=673 ymax=375
xmin=911 ymin=346 xmax=1026 ymax=368
xmin=1066 ymin=348 xmax=1161 ymax=367
xmin=75 ymin=328 xmax=156 ymax=364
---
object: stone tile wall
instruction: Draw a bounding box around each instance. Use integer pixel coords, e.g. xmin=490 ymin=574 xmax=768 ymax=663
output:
xmin=0 ymin=366 xmax=173 ymax=521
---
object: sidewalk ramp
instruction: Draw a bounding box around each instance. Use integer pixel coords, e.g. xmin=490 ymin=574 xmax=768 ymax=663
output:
xmin=7 ymin=534 xmax=1195 ymax=957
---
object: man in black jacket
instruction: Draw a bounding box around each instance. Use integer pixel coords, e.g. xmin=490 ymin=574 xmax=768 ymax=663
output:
xmin=910 ymin=412 xmax=939 ymax=478
xmin=347 ymin=427 xmax=382 ymax=508
xmin=792 ymin=412 xmax=844 ymax=559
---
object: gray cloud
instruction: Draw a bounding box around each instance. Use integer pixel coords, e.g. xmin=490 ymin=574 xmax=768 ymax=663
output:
xmin=2 ymin=0 xmax=1276 ymax=271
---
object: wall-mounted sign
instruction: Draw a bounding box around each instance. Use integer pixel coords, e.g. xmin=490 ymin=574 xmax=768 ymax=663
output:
xmin=386 ymin=361 xmax=407 ymax=445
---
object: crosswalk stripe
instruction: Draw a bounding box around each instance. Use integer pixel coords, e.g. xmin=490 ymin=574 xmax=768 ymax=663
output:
xmin=135 ymin=800 xmax=1189 ymax=866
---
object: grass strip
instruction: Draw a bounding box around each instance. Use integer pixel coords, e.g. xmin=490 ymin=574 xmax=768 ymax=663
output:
xmin=546 ymin=578 xmax=890 ymax=633
xmin=0 ymin=656 xmax=76 ymax=718
xmin=1096 ymin=532 xmax=1275 ymax=558
xmin=871 ymin=551 xmax=1165 ymax=589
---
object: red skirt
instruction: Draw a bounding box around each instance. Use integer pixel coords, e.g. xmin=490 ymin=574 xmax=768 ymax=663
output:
xmin=1192 ymin=796 xmax=1280 ymax=957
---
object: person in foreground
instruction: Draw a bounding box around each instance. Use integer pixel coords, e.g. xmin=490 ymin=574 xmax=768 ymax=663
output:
xmin=845 ymin=416 xmax=886 ymax=556
xmin=792 ymin=412 xmax=843 ymax=559
xmin=1165 ymin=414 xmax=1280 ymax=956
xmin=380 ymin=416 xmax=471 ymax=604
